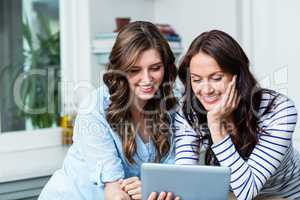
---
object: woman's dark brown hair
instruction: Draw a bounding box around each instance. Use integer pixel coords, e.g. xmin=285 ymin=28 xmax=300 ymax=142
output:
xmin=178 ymin=30 xmax=276 ymax=165
xmin=103 ymin=21 xmax=177 ymax=164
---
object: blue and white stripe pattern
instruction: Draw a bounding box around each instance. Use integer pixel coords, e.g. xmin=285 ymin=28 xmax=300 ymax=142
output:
xmin=174 ymin=91 xmax=300 ymax=200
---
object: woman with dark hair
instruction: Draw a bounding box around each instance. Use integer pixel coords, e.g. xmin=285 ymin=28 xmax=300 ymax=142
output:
xmin=39 ymin=21 xmax=179 ymax=200
xmin=175 ymin=30 xmax=300 ymax=200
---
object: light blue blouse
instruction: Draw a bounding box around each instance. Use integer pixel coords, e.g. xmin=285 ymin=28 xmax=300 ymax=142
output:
xmin=39 ymin=86 xmax=175 ymax=200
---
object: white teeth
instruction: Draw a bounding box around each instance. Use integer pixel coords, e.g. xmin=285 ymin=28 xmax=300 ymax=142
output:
xmin=204 ymin=96 xmax=217 ymax=99
xmin=140 ymin=85 xmax=152 ymax=88
xmin=140 ymin=81 xmax=153 ymax=85
xmin=140 ymin=83 xmax=153 ymax=86
xmin=202 ymin=96 xmax=218 ymax=102
xmin=140 ymin=84 xmax=153 ymax=88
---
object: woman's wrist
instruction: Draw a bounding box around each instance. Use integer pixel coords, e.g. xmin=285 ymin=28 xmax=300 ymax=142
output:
xmin=207 ymin=117 xmax=228 ymax=144
xmin=104 ymin=181 xmax=131 ymax=200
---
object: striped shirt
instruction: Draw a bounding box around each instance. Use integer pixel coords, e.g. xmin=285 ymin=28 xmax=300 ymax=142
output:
xmin=174 ymin=91 xmax=300 ymax=200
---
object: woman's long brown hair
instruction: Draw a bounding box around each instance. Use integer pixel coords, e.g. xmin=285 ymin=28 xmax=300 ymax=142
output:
xmin=103 ymin=21 xmax=177 ymax=164
xmin=178 ymin=30 xmax=276 ymax=165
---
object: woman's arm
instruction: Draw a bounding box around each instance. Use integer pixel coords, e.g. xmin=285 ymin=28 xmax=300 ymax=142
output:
xmin=74 ymin=112 xmax=125 ymax=186
xmin=105 ymin=181 xmax=131 ymax=200
xmin=73 ymin=88 xmax=125 ymax=189
xmin=211 ymin=96 xmax=297 ymax=200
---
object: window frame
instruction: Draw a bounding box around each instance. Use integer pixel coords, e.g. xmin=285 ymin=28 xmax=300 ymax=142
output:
xmin=0 ymin=0 xmax=92 ymax=152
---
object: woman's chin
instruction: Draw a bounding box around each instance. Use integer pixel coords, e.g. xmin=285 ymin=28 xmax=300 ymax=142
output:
xmin=201 ymin=101 xmax=219 ymax=111
xmin=137 ymin=94 xmax=154 ymax=101
xmin=134 ymin=92 xmax=156 ymax=103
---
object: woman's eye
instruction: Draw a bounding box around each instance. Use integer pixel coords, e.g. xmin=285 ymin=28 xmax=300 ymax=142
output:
xmin=212 ymin=76 xmax=222 ymax=81
xmin=129 ymin=69 xmax=140 ymax=73
xmin=151 ymin=65 xmax=162 ymax=71
xmin=192 ymin=79 xmax=202 ymax=83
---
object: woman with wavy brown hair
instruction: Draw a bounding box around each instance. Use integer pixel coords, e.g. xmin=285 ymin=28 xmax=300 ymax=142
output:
xmin=175 ymin=30 xmax=300 ymax=200
xmin=39 ymin=21 xmax=179 ymax=200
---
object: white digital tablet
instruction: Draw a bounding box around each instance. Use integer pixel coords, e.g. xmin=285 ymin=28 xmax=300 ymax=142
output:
xmin=141 ymin=163 xmax=230 ymax=200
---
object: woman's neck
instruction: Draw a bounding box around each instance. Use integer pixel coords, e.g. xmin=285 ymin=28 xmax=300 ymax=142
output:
xmin=130 ymin=103 xmax=150 ymax=143
xmin=131 ymin=106 xmax=142 ymax=124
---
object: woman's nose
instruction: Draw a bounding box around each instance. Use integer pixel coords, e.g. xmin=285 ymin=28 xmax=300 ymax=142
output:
xmin=200 ymin=82 xmax=214 ymax=95
xmin=141 ymin=70 xmax=152 ymax=82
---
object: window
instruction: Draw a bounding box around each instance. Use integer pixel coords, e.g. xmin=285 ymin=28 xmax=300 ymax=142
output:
xmin=0 ymin=0 xmax=92 ymax=151
xmin=0 ymin=0 xmax=60 ymax=133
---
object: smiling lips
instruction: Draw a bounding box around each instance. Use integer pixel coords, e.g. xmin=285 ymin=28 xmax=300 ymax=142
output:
xmin=139 ymin=85 xmax=154 ymax=93
xmin=201 ymin=95 xmax=219 ymax=104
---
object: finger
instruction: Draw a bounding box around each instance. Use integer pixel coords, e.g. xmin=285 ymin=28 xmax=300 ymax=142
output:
xmin=231 ymin=90 xmax=239 ymax=109
xmin=121 ymin=177 xmax=139 ymax=189
xmin=227 ymin=84 xmax=237 ymax=108
xmin=228 ymin=87 xmax=238 ymax=110
xmin=224 ymin=75 xmax=236 ymax=106
xmin=165 ymin=192 xmax=173 ymax=200
xmin=232 ymin=75 xmax=237 ymax=83
xmin=147 ymin=192 xmax=158 ymax=200
xmin=127 ymin=187 xmax=141 ymax=195
xmin=236 ymin=96 xmax=241 ymax=106
xmin=131 ymin=194 xmax=142 ymax=200
xmin=124 ymin=181 xmax=142 ymax=192
xmin=221 ymin=76 xmax=235 ymax=107
xmin=122 ymin=177 xmax=139 ymax=184
xmin=175 ymin=196 xmax=181 ymax=200
xmin=158 ymin=192 xmax=167 ymax=200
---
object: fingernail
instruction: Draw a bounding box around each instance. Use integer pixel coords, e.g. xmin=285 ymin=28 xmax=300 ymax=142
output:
xmin=159 ymin=192 xmax=165 ymax=199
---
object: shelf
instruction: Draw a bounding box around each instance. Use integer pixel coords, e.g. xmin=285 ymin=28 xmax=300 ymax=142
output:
xmin=92 ymin=33 xmax=183 ymax=65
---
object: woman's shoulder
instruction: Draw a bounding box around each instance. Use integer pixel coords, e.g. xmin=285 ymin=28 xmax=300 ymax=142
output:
xmin=168 ymin=96 xmax=185 ymax=121
xmin=77 ymin=85 xmax=110 ymax=117
xmin=260 ymin=89 xmax=295 ymax=106
xmin=259 ymin=89 xmax=297 ymax=118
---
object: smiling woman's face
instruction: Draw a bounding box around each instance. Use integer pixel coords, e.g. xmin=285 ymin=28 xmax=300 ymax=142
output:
xmin=189 ymin=52 xmax=233 ymax=111
xmin=127 ymin=48 xmax=165 ymax=106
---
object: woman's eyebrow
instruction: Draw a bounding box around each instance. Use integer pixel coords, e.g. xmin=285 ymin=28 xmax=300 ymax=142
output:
xmin=191 ymin=71 xmax=224 ymax=78
xmin=149 ymin=61 xmax=163 ymax=67
xmin=210 ymin=71 xmax=224 ymax=76
xmin=132 ymin=61 xmax=163 ymax=68
xmin=130 ymin=66 xmax=141 ymax=69
xmin=190 ymin=73 xmax=202 ymax=78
